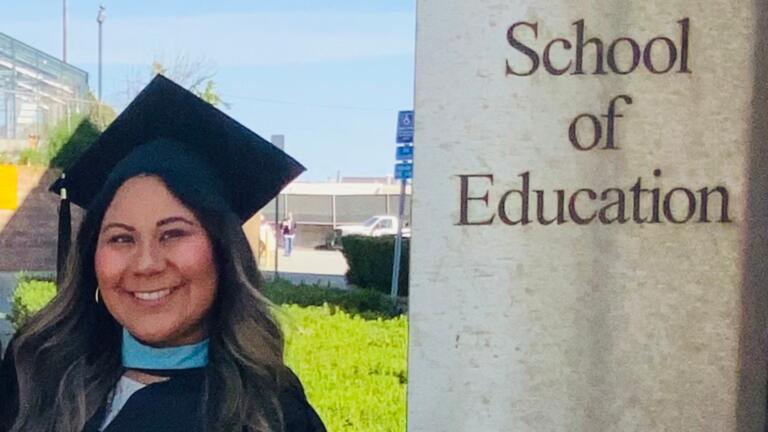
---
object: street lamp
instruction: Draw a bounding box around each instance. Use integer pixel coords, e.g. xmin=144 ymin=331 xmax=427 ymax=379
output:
xmin=63 ymin=0 xmax=67 ymax=62
xmin=97 ymin=5 xmax=106 ymax=102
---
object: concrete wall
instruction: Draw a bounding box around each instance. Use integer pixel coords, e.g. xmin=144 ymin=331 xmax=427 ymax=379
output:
xmin=409 ymin=1 xmax=768 ymax=431
xmin=0 ymin=166 xmax=83 ymax=272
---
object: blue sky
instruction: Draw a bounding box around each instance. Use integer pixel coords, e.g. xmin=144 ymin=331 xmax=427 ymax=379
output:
xmin=3 ymin=0 xmax=416 ymax=181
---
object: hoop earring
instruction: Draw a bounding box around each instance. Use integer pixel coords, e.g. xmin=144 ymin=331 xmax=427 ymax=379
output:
xmin=95 ymin=286 xmax=101 ymax=304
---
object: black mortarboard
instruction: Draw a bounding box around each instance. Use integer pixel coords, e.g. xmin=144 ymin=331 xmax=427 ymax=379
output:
xmin=50 ymin=74 xmax=305 ymax=277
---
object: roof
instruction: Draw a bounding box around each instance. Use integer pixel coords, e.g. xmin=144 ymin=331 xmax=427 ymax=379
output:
xmin=283 ymin=181 xmax=411 ymax=196
xmin=0 ymin=32 xmax=89 ymax=96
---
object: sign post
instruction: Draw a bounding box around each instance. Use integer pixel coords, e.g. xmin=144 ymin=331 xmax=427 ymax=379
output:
xmin=271 ymin=135 xmax=284 ymax=280
xmin=391 ymin=110 xmax=414 ymax=299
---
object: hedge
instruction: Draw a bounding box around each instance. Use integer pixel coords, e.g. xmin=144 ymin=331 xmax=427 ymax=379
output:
xmin=6 ymin=278 xmax=402 ymax=330
xmin=341 ymin=235 xmax=409 ymax=297
xmin=263 ymin=279 xmax=400 ymax=319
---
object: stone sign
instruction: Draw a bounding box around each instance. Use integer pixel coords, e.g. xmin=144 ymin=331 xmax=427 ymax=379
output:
xmin=409 ymin=1 xmax=768 ymax=431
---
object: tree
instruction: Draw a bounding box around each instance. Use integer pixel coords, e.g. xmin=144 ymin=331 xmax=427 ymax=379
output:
xmin=48 ymin=115 xmax=101 ymax=169
xmin=87 ymin=92 xmax=117 ymax=129
xmin=197 ymin=80 xmax=226 ymax=107
xmin=124 ymin=54 xmax=229 ymax=108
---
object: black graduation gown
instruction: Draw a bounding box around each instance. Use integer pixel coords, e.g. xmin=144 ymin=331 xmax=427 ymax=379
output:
xmin=82 ymin=368 xmax=325 ymax=432
xmin=0 ymin=346 xmax=326 ymax=432
xmin=0 ymin=343 xmax=18 ymax=432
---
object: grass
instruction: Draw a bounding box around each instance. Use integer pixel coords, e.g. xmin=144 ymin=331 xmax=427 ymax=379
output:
xmin=281 ymin=304 xmax=407 ymax=432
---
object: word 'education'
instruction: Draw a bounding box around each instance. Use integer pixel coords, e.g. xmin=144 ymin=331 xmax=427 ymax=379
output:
xmin=458 ymin=170 xmax=731 ymax=226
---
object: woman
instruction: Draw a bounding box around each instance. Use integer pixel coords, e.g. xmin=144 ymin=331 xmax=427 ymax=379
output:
xmin=280 ymin=213 xmax=296 ymax=257
xmin=0 ymin=76 xmax=325 ymax=431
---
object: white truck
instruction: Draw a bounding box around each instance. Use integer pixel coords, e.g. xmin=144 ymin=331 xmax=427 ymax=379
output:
xmin=326 ymin=215 xmax=410 ymax=248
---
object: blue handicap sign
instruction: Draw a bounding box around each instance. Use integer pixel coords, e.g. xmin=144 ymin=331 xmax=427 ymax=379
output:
xmin=394 ymin=162 xmax=413 ymax=180
xmin=396 ymin=145 xmax=414 ymax=161
xmin=396 ymin=110 xmax=414 ymax=143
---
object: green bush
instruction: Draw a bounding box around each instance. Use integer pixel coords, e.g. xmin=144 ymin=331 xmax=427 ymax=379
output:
xmin=8 ymin=117 xmax=102 ymax=168
xmin=8 ymin=279 xmax=56 ymax=330
xmin=17 ymin=148 xmax=50 ymax=166
xmin=48 ymin=115 xmax=102 ymax=170
xmin=6 ymin=277 xmax=402 ymax=329
xmin=341 ymin=236 xmax=409 ymax=297
xmin=282 ymin=304 xmax=407 ymax=432
xmin=15 ymin=272 xmax=55 ymax=284
xmin=262 ymin=279 xmax=399 ymax=319
xmin=8 ymin=97 xmax=114 ymax=169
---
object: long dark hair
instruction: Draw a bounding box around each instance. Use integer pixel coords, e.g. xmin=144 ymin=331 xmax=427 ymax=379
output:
xmin=7 ymin=173 xmax=286 ymax=432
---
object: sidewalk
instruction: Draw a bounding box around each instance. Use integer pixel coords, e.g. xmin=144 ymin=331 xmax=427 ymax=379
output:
xmin=265 ymin=246 xmax=347 ymax=274
xmin=261 ymin=246 xmax=349 ymax=289
xmin=0 ymin=272 xmax=15 ymax=352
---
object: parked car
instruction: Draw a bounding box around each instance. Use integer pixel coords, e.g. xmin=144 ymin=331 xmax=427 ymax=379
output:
xmin=325 ymin=215 xmax=410 ymax=249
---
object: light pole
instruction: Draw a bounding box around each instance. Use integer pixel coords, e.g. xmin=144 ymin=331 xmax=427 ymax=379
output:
xmin=97 ymin=6 xmax=106 ymax=102
xmin=62 ymin=0 xmax=67 ymax=62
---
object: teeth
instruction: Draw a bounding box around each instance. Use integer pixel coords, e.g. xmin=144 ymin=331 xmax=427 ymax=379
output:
xmin=133 ymin=288 xmax=172 ymax=301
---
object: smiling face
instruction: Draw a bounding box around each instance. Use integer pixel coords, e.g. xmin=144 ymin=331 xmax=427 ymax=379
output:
xmin=94 ymin=175 xmax=218 ymax=347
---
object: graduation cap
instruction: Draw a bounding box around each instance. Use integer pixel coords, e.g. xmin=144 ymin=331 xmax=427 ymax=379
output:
xmin=50 ymin=74 xmax=305 ymax=278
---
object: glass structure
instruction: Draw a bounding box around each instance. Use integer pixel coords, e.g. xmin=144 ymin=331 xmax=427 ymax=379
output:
xmin=0 ymin=32 xmax=89 ymax=142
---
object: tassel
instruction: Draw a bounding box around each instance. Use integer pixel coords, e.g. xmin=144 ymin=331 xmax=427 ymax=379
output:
xmin=57 ymin=173 xmax=71 ymax=285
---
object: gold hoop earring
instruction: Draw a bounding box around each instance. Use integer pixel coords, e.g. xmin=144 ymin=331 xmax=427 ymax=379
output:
xmin=95 ymin=286 xmax=101 ymax=304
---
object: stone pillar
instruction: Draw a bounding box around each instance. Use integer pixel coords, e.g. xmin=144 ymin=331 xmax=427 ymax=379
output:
xmin=408 ymin=1 xmax=768 ymax=431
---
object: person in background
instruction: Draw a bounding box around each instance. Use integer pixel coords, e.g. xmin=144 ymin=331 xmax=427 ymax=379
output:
xmin=0 ymin=76 xmax=325 ymax=432
xmin=281 ymin=212 xmax=296 ymax=257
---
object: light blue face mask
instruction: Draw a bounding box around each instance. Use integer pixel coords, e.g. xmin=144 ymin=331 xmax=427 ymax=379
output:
xmin=121 ymin=328 xmax=209 ymax=370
